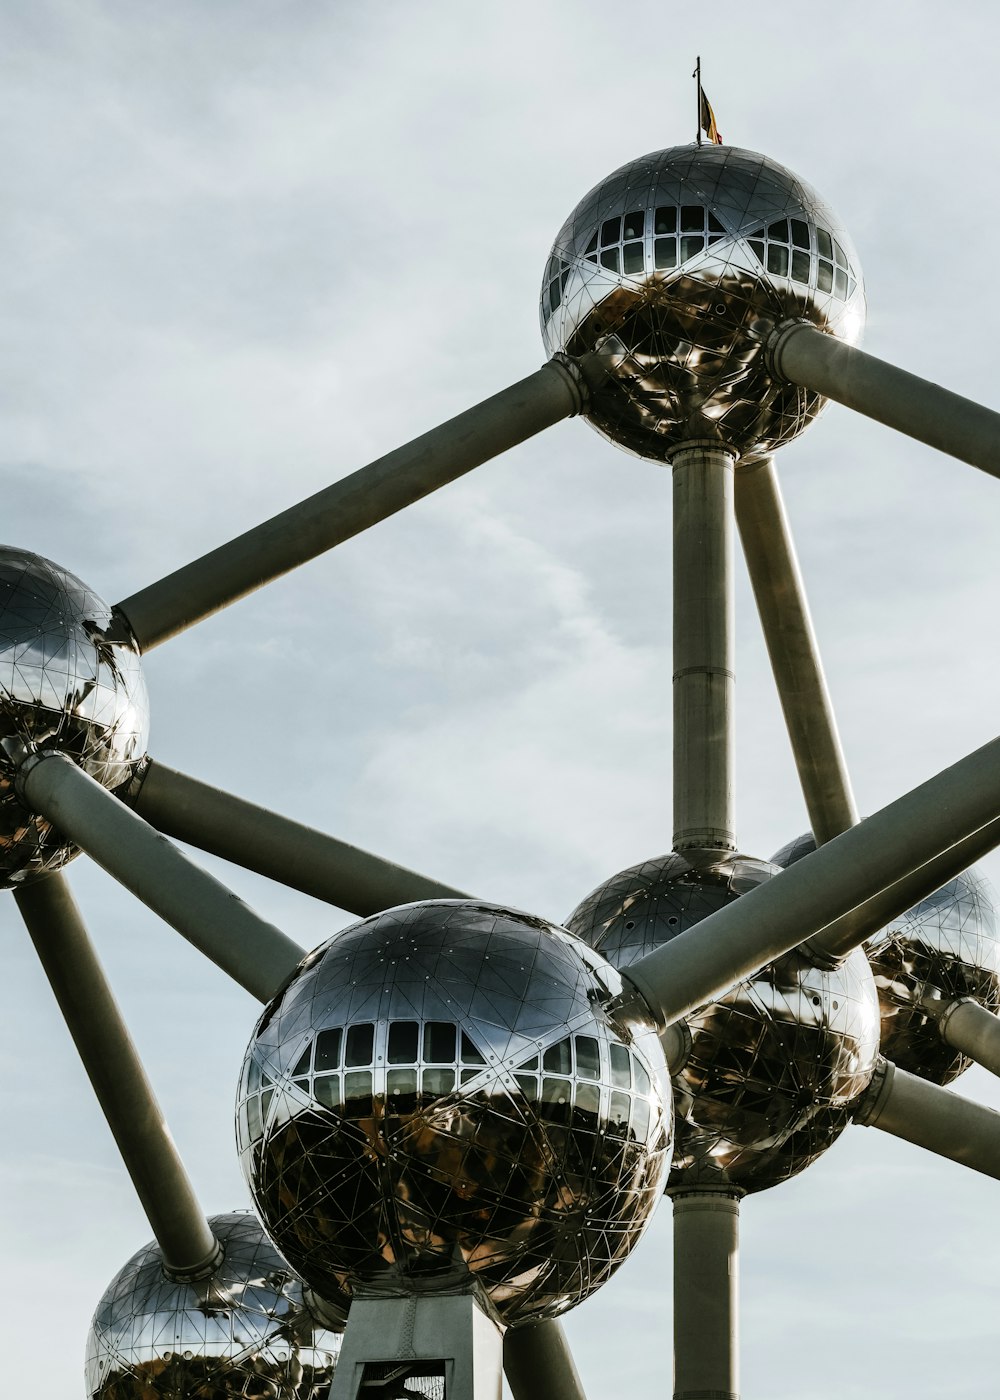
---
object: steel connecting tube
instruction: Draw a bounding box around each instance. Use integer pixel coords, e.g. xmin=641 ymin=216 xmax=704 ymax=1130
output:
xmin=611 ymin=733 xmax=1000 ymax=1030
xmin=133 ymin=759 xmax=470 ymax=916
xmin=671 ymin=441 xmax=737 ymax=854
xmin=669 ymin=1187 xmax=743 ymax=1400
xmin=933 ymin=997 xmax=1000 ymax=1079
xmin=768 ymin=321 xmax=1000 ymax=481
xmin=15 ymin=873 xmax=222 ymax=1279
xmin=503 ymin=1320 xmax=589 ymax=1400
xmin=735 ymin=455 xmax=857 ymax=845
xmin=114 ymin=354 xmax=602 ymax=652
xmin=17 ymin=752 xmax=305 ymax=1002
xmin=854 ymin=1056 xmax=1000 ymax=1180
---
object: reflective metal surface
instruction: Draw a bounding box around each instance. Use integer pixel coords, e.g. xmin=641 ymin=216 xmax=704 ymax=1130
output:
xmin=86 ymin=1211 xmax=341 ymax=1399
xmin=541 ymin=145 xmax=865 ymax=461
xmin=237 ymin=901 xmax=672 ymax=1326
xmin=566 ymin=853 xmax=880 ymax=1192
xmin=771 ymin=836 xmax=1000 ymax=1084
xmin=0 ymin=547 xmax=148 ymax=887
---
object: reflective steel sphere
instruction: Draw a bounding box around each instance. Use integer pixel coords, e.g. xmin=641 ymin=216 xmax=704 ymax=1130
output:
xmin=85 ymin=1212 xmax=341 ymax=1399
xmin=541 ymin=145 xmax=865 ymax=461
xmin=236 ymin=901 xmax=672 ymax=1326
xmin=565 ymin=852 xmax=880 ymax=1193
xmin=0 ymin=547 xmax=148 ymax=886
xmin=770 ymin=837 xmax=1000 ymax=1084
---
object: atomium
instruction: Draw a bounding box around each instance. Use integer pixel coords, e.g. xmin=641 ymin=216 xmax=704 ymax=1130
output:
xmin=565 ymin=852 xmax=881 ymax=1192
xmin=6 ymin=109 xmax=1000 ymax=1400
xmin=86 ymin=1212 xmax=341 ymax=1400
xmin=236 ymin=901 xmax=672 ymax=1325
xmin=541 ymin=144 xmax=865 ymax=461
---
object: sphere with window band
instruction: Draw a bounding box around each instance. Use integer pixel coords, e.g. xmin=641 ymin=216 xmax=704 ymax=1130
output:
xmin=565 ymin=852 xmax=881 ymax=1193
xmin=236 ymin=901 xmax=672 ymax=1326
xmin=541 ymin=145 xmax=865 ymax=461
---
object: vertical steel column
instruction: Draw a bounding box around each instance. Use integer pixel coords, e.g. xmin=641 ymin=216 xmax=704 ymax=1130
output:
xmin=669 ymin=1187 xmax=743 ymax=1400
xmin=672 ymin=442 xmax=736 ymax=853
xmin=735 ymin=456 xmax=857 ymax=844
xmin=15 ymin=873 xmax=221 ymax=1278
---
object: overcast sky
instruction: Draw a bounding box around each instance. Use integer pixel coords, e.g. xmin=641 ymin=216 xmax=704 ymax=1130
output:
xmin=2 ymin=3 xmax=1000 ymax=1397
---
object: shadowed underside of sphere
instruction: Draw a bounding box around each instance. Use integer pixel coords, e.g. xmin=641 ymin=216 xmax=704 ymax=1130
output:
xmin=565 ymin=852 xmax=880 ymax=1193
xmin=771 ymin=837 xmax=1000 ymax=1085
xmin=0 ymin=547 xmax=149 ymax=886
xmin=85 ymin=1212 xmax=341 ymax=1400
xmin=237 ymin=901 xmax=672 ymax=1327
xmin=541 ymin=145 xmax=865 ymax=461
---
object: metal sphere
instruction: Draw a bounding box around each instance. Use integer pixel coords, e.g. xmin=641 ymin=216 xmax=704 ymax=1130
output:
xmin=85 ymin=1211 xmax=341 ymax=1399
xmin=236 ymin=900 xmax=672 ymax=1326
xmin=541 ymin=145 xmax=865 ymax=462
xmin=0 ymin=546 xmax=148 ymax=886
xmin=565 ymin=851 xmax=881 ymax=1193
xmin=771 ymin=836 xmax=1000 ymax=1085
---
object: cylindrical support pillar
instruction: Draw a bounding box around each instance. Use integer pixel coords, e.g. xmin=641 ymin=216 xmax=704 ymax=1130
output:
xmin=769 ymin=321 xmax=1000 ymax=481
xmin=15 ymin=873 xmax=221 ymax=1277
xmin=854 ymin=1056 xmax=1000 ymax=1180
xmin=114 ymin=356 xmax=598 ymax=651
xmin=671 ymin=442 xmax=736 ymax=853
xmin=613 ymin=733 xmax=1000 ymax=1029
xmin=134 ymin=759 xmax=470 ymax=916
xmin=936 ymin=997 xmax=1000 ymax=1078
xmin=504 ymin=1319 xmax=588 ymax=1400
xmin=669 ymin=1187 xmax=743 ymax=1400
xmin=18 ymin=753 xmax=304 ymax=1002
xmin=735 ymin=456 xmax=857 ymax=845
xmin=806 ymin=815 xmax=1000 ymax=965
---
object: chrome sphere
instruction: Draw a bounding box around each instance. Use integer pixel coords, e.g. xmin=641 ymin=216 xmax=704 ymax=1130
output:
xmin=85 ymin=1212 xmax=341 ymax=1399
xmin=0 ymin=547 xmax=148 ymax=886
xmin=771 ymin=837 xmax=1000 ymax=1084
xmin=236 ymin=901 xmax=672 ymax=1326
xmin=565 ymin=852 xmax=880 ymax=1193
xmin=541 ymin=145 xmax=865 ymax=461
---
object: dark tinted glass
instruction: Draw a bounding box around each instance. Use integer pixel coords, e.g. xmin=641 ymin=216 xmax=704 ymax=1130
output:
xmin=345 ymin=1023 xmax=374 ymax=1067
xmin=654 ymin=206 xmax=677 ymax=233
xmin=680 ymin=205 xmax=703 ymax=231
xmin=315 ymin=1027 xmax=343 ymax=1072
xmin=388 ymin=1022 xmax=419 ymax=1064
xmin=424 ymin=1022 xmax=456 ymax=1063
xmin=622 ymin=209 xmax=645 ymax=239
xmin=543 ymin=1038 xmax=572 ymax=1074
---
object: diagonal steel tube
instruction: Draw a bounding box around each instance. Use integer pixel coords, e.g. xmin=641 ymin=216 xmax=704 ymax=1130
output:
xmin=133 ymin=759 xmax=470 ymax=915
xmin=18 ymin=753 xmax=305 ymax=1001
xmin=15 ymin=872 xmax=221 ymax=1277
xmin=613 ymin=735 xmax=1000 ymax=1029
xmin=503 ymin=1320 xmax=588 ymax=1400
xmin=735 ymin=456 xmax=857 ymax=845
xmin=854 ymin=1056 xmax=1000 ymax=1180
xmin=768 ymin=321 xmax=1000 ymax=480
xmin=933 ymin=997 xmax=1000 ymax=1078
xmin=805 ymin=816 xmax=1000 ymax=965
xmin=113 ymin=357 xmax=597 ymax=651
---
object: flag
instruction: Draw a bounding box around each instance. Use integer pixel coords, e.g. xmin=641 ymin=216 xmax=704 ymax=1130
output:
xmin=700 ymin=88 xmax=723 ymax=145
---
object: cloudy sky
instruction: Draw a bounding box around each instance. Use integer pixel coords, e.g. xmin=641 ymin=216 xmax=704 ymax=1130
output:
xmin=3 ymin=3 xmax=1000 ymax=1396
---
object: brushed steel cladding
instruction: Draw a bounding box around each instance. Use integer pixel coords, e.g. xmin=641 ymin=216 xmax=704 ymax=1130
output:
xmin=771 ymin=838 xmax=1000 ymax=1085
xmin=85 ymin=1212 xmax=341 ymax=1399
xmin=565 ymin=853 xmax=880 ymax=1193
xmin=540 ymin=145 xmax=865 ymax=461
xmin=0 ymin=547 xmax=148 ymax=886
xmin=236 ymin=901 xmax=673 ymax=1327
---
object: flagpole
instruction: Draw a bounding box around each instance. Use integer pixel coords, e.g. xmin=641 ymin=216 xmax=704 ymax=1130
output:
xmin=695 ymin=56 xmax=703 ymax=146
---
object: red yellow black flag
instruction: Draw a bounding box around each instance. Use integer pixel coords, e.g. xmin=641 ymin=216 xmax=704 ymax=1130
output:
xmin=693 ymin=57 xmax=724 ymax=145
xmin=699 ymin=88 xmax=723 ymax=145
